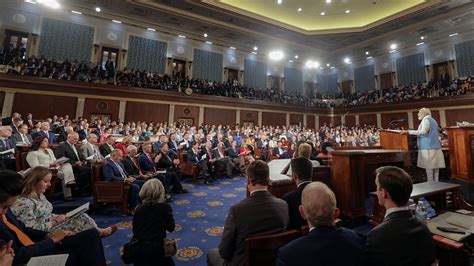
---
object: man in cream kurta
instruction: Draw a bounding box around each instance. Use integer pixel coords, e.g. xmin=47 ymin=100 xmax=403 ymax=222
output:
xmin=403 ymin=108 xmax=445 ymax=181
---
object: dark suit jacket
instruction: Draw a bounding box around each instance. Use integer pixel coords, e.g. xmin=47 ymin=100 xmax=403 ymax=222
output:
xmin=56 ymin=126 xmax=68 ymax=143
xmin=157 ymin=151 xmax=175 ymax=169
xmin=102 ymin=159 xmax=128 ymax=182
xmin=365 ymin=210 xmax=435 ymax=266
xmin=12 ymin=133 xmax=33 ymax=144
xmin=227 ymin=147 xmax=239 ymax=159
xmin=32 ymin=131 xmax=57 ymax=144
xmin=186 ymin=148 xmax=203 ymax=164
xmin=54 ymin=141 xmax=84 ymax=164
xmin=122 ymin=155 xmax=141 ymax=176
xmin=0 ymin=210 xmax=55 ymax=265
xmin=277 ymin=226 xmax=365 ymax=266
xmin=99 ymin=143 xmax=115 ymax=157
xmin=0 ymin=138 xmax=16 ymax=159
xmin=138 ymin=153 xmax=156 ymax=172
xmin=219 ymin=190 xmax=288 ymax=266
xmin=283 ymin=182 xmax=310 ymax=230
xmin=274 ymin=147 xmax=289 ymax=159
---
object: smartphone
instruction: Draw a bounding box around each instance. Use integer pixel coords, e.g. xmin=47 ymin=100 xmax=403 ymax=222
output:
xmin=437 ymin=226 xmax=465 ymax=234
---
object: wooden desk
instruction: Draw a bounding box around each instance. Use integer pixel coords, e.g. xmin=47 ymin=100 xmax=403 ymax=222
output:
xmin=331 ymin=149 xmax=407 ymax=218
xmin=369 ymin=181 xmax=462 ymax=225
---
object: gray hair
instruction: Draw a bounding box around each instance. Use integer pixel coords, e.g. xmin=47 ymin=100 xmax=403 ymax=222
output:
xmin=139 ymin=179 xmax=165 ymax=204
xmin=302 ymin=182 xmax=337 ymax=227
xmin=126 ymin=145 xmax=138 ymax=153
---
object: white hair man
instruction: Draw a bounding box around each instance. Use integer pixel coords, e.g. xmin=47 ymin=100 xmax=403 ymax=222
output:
xmin=402 ymin=108 xmax=445 ymax=181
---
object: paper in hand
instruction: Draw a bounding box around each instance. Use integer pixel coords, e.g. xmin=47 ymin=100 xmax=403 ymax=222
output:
xmin=27 ymin=254 xmax=69 ymax=266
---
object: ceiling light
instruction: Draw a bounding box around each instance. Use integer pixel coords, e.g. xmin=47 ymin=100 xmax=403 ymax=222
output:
xmin=345 ymin=9 xmax=350 ymax=14
xmin=390 ymin=43 xmax=397 ymax=50
xmin=365 ymin=51 xmax=369 ymax=55
xmin=25 ymin=0 xmax=37 ymax=4
xmin=420 ymin=36 xmax=425 ymax=40
xmin=416 ymin=42 xmax=424 ymax=46
xmin=366 ymin=56 xmax=373 ymax=60
xmin=95 ymin=7 xmax=101 ymax=12
xmin=294 ymin=55 xmax=298 ymax=59
xmin=389 ymin=50 xmax=396 ymax=53
xmin=344 ymin=57 xmax=350 ymax=64
xmin=253 ymin=46 xmax=258 ymax=51
xmin=206 ymin=41 xmax=213 ymax=44
xmin=297 ymin=7 xmax=302 ymax=12
xmin=330 ymin=66 xmax=335 ymax=69
xmin=319 ymin=67 xmax=324 ymax=70
xmin=230 ymin=46 xmax=236 ymax=50
xmin=71 ymin=10 xmax=82 ymax=15
xmin=449 ymin=33 xmax=458 ymax=37
xmin=326 ymin=0 xmax=332 ymax=3
xmin=252 ymin=51 xmax=257 ymax=54
xmin=178 ymin=35 xmax=186 ymax=38
xmin=147 ymin=28 xmax=156 ymax=31
xmin=305 ymin=60 xmax=314 ymax=68
xmin=112 ymin=20 xmax=122 ymax=24
xmin=37 ymin=0 xmax=60 ymax=8
xmin=203 ymin=33 xmax=208 ymax=38
xmin=269 ymin=50 xmax=284 ymax=61
xmin=289 ymin=60 xmax=294 ymax=63
xmin=326 ymin=63 xmax=330 ymax=67
xmin=277 ymin=0 xmax=282 ymax=4
xmin=320 ymin=12 xmax=325 ymax=16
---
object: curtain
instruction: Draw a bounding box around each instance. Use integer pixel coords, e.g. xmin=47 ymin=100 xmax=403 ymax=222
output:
xmin=354 ymin=64 xmax=375 ymax=91
xmin=244 ymin=59 xmax=267 ymax=89
xmin=396 ymin=53 xmax=426 ymax=86
xmin=284 ymin=67 xmax=303 ymax=93
xmin=127 ymin=35 xmax=167 ymax=74
xmin=38 ymin=18 xmax=94 ymax=62
xmin=316 ymin=73 xmax=337 ymax=92
xmin=192 ymin=49 xmax=223 ymax=81
xmin=455 ymin=40 xmax=474 ymax=78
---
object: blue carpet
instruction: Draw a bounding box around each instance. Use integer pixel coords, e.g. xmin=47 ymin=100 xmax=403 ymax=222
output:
xmin=93 ymin=176 xmax=247 ymax=266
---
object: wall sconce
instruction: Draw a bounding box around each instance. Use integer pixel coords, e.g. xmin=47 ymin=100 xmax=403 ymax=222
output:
xmin=122 ymin=49 xmax=127 ymax=59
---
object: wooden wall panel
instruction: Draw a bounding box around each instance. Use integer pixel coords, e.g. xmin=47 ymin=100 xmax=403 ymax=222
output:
xmin=319 ymin=115 xmax=333 ymax=126
xmin=345 ymin=115 xmax=356 ymax=127
xmin=84 ymin=98 xmax=119 ymax=122
xmin=125 ymin=102 xmax=169 ymax=123
xmin=12 ymin=93 xmax=77 ymax=120
xmin=240 ymin=110 xmax=258 ymax=125
xmin=0 ymin=91 xmax=4 ymax=113
xmin=445 ymin=109 xmax=474 ymax=126
xmin=381 ymin=112 xmax=408 ymax=129
xmin=289 ymin=114 xmax=303 ymax=125
xmin=359 ymin=114 xmax=377 ymax=126
xmin=412 ymin=110 xmax=440 ymax=128
xmin=306 ymin=115 xmax=315 ymax=129
xmin=204 ymin=108 xmax=236 ymax=126
xmin=262 ymin=112 xmax=286 ymax=126
xmin=174 ymin=105 xmax=199 ymax=126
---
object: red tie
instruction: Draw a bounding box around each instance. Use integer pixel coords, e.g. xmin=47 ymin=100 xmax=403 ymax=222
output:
xmin=148 ymin=154 xmax=157 ymax=172
xmin=132 ymin=157 xmax=143 ymax=175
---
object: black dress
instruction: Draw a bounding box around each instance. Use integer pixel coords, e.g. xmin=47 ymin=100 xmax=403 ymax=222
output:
xmin=132 ymin=202 xmax=175 ymax=266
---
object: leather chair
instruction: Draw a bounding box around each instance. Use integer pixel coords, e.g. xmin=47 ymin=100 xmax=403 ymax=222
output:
xmin=90 ymin=163 xmax=130 ymax=215
xmin=244 ymin=229 xmax=300 ymax=266
xmin=178 ymin=150 xmax=199 ymax=181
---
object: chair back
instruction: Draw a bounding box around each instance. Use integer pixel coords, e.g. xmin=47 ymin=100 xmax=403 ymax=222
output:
xmin=244 ymin=229 xmax=299 ymax=266
xmin=312 ymin=166 xmax=333 ymax=189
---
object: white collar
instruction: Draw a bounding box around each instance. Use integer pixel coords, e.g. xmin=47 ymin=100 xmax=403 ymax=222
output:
xmin=384 ymin=206 xmax=409 ymax=218
xmin=297 ymin=181 xmax=311 ymax=188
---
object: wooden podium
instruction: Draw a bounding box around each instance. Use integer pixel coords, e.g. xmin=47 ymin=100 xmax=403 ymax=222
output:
xmin=445 ymin=126 xmax=474 ymax=183
xmin=379 ymin=129 xmax=416 ymax=151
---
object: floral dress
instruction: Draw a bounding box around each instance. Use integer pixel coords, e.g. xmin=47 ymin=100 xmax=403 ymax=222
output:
xmin=10 ymin=194 xmax=97 ymax=233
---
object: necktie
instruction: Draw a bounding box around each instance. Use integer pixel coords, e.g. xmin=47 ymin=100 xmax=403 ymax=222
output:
xmin=70 ymin=144 xmax=79 ymax=160
xmin=132 ymin=157 xmax=143 ymax=175
xmin=114 ymin=161 xmax=127 ymax=179
xmin=148 ymin=154 xmax=157 ymax=172
xmin=2 ymin=215 xmax=34 ymax=246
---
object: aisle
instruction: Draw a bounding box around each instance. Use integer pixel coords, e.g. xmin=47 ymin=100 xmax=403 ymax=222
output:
xmin=94 ymin=176 xmax=247 ymax=265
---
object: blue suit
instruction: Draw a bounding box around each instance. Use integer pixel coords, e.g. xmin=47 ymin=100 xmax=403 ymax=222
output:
xmin=137 ymin=153 xmax=171 ymax=192
xmin=32 ymin=130 xmax=57 ymax=144
xmin=102 ymin=160 xmax=144 ymax=210
xmin=277 ymin=226 xmax=365 ymax=266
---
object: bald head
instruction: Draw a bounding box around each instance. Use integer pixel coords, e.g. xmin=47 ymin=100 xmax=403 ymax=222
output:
xmin=300 ymin=182 xmax=338 ymax=227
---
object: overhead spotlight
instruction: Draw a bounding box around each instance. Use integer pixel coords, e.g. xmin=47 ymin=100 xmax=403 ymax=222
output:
xmin=345 ymin=9 xmax=350 ymax=14
xmin=365 ymin=51 xmax=369 ymax=55
xmin=449 ymin=33 xmax=458 ymax=37
xmin=37 ymin=0 xmax=60 ymax=8
xmin=252 ymin=51 xmax=257 ymax=54
xmin=320 ymin=12 xmax=325 ymax=16
xmin=203 ymin=33 xmax=208 ymax=38
xmin=269 ymin=50 xmax=284 ymax=61
xmin=206 ymin=41 xmax=213 ymax=45
xmin=294 ymin=55 xmax=298 ymax=59
xmin=366 ymin=56 xmax=373 ymax=60
xmin=71 ymin=10 xmax=82 ymax=15
xmin=326 ymin=63 xmax=330 ymax=67
xmin=390 ymin=43 xmax=397 ymax=50
xmin=178 ymin=35 xmax=186 ymax=38
xmin=420 ymin=36 xmax=425 ymax=40
xmin=326 ymin=0 xmax=332 ymax=3
xmin=25 ymin=0 xmax=37 ymax=4
xmin=277 ymin=0 xmax=282 ymax=4
xmin=253 ymin=46 xmax=258 ymax=51
xmin=297 ymin=7 xmax=302 ymax=12
xmin=112 ymin=20 xmax=122 ymax=24
xmin=416 ymin=42 xmax=424 ymax=46
xmin=305 ymin=60 xmax=314 ymax=68
xmin=344 ymin=57 xmax=350 ymax=64
xmin=147 ymin=28 xmax=156 ymax=31
xmin=330 ymin=66 xmax=335 ymax=69
xmin=95 ymin=6 xmax=101 ymax=12
xmin=230 ymin=46 xmax=236 ymax=50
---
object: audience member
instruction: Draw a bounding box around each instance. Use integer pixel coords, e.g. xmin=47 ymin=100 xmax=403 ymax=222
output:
xmin=365 ymin=166 xmax=435 ymax=266
xmin=99 ymin=135 xmax=116 ymax=157
xmin=214 ymin=142 xmax=235 ymax=179
xmin=207 ymin=160 xmax=288 ymax=266
xmin=277 ymin=182 xmax=364 ymax=266
xmin=156 ymin=143 xmax=187 ymax=194
xmin=0 ymin=127 xmax=16 ymax=171
xmin=187 ymin=141 xmax=212 ymax=185
xmin=32 ymin=122 xmax=57 ymax=144
xmin=12 ymin=124 xmax=32 ymax=145
xmin=80 ymin=133 xmax=104 ymax=163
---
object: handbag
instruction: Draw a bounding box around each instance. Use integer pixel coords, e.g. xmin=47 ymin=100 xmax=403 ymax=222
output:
xmin=121 ymin=238 xmax=141 ymax=264
xmin=163 ymin=238 xmax=177 ymax=257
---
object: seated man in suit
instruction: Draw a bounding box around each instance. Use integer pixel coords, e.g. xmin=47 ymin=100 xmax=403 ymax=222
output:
xmin=10 ymin=117 xmax=22 ymax=135
xmin=0 ymin=170 xmax=107 ymax=265
xmin=99 ymin=135 xmax=116 ymax=157
xmin=137 ymin=142 xmax=172 ymax=191
xmin=179 ymin=132 xmax=192 ymax=150
xmin=187 ymin=141 xmax=212 ymax=185
xmin=277 ymin=182 xmax=364 ymax=266
xmin=54 ymin=132 xmax=91 ymax=195
xmin=366 ymin=166 xmax=436 ymax=266
xmin=214 ymin=142 xmax=235 ymax=179
xmin=80 ymin=133 xmax=104 ymax=164
xmin=12 ymin=124 xmax=33 ymax=145
xmin=203 ymin=141 xmax=217 ymax=181
xmin=274 ymin=141 xmax=290 ymax=159
xmin=167 ymin=133 xmax=181 ymax=158
xmin=283 ymin=157 xmax=313 ymax=230
xmin=207 ymin=160 xmax=289 ymax=266
xmin=32 ymin=122 xmax=57 ymax=144
xmin=157 ymin=143 xmax=188 ymax=194
xmin=0 ymin=126 xmax=17 ymax=171
xmin=102 ymin=149 xmax=145 ymax=211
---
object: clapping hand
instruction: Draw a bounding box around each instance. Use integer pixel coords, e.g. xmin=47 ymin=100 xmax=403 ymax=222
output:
xmin=0 ymin=240 xmax=14 ymax=266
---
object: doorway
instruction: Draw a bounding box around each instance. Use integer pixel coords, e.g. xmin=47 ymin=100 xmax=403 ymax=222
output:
xmin=341 ymin=80 xmax=352 ymax=94
xmin=432 ymin=61 xmax=449 ymax=87
xmin=172 ymin=59 xmax=186 ymax=80
xmin=100 ymin=46 xmax=119 ymax=73
xmin=380 ymin=72 xmax=393 ymax=90
xmin=227 ymin=68 xmax=238 ymax=83
xmin=268 ymin=76 xmax=281 ymax=90
xmin=2 ymin=29 xmax=29 ymax=64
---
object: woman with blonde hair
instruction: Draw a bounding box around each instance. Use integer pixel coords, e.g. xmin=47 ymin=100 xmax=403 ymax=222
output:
xmin=10 ymin=166 xmax=117 ymax=237
xmin=131 ymin=179 xmax=175 ymax=265
xmin=116 ymin=135 xmax=133 ymax=158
